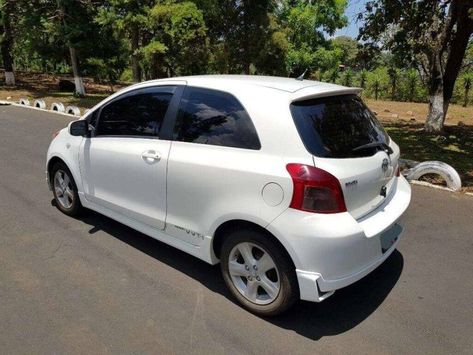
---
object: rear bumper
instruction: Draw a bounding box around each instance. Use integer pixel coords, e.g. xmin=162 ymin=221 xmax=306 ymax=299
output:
xmin=267 ymin=176 xmax=411 ymax=302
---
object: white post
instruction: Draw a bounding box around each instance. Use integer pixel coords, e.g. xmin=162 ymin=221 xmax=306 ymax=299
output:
xmin=5 ymin=71 xmax=15 ymax=86
xmin=74 ymin=76 xmax=86 ymax=96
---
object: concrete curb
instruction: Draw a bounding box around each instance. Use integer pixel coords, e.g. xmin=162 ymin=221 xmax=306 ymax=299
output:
xmin=0 ymin=100 xmax=76 ymax=117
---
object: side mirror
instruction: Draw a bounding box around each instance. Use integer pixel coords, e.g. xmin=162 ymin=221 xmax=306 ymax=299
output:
xmin=70 ymin=120 xmax=89 ymax=136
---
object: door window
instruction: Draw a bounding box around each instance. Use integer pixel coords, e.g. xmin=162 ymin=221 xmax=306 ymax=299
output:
xmin=97 ymin=88 xmax=174 ymax=137
xmin=173 ymin=87 xmax=261 ymax=149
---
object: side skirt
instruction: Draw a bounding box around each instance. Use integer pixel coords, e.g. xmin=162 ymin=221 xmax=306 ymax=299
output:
xmin=79 ymin=193 xmax=218 ymax=265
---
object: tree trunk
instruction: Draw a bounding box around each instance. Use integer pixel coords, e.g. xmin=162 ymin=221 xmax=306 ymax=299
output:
xmin=130 ymin=25 xmax=141 ymax=82
xmin=425 ymin=50 xmax=446 ymax=133
xmin=0 ymin=0 xmax=15 ymax=86
xmin=426 ymin=88 xmax=445 ymax=133
xmin=464 ymin=86 xmax=470 ymax=107
xmin=425 ymin=0 xmax=473 ymax=131
xmin=68 ymin=46 xmax=85 ymax=96
xmin=391 ymin=78 xmax=396 ymax=100
xmin=442 ymin=0 xmax=473 ymax=108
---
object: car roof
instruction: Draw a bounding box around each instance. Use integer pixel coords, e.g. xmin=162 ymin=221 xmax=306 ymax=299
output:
xmin=141 ymin=74 xmax=358 ymax=95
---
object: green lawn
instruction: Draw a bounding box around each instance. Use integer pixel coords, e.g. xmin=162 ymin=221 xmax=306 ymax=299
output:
xmin=383 ymin=121 xmax=473 ymax=191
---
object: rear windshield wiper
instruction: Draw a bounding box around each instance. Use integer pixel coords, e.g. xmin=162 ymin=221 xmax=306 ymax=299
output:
xmin=352 ymin=142 xmax=393 ymax=155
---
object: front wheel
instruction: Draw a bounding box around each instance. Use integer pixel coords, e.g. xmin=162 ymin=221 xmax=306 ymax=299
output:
xmin=51 ymin=162 xmax=83 ymax=216
xmin=220 ymin=229 xmax=298 ymax=316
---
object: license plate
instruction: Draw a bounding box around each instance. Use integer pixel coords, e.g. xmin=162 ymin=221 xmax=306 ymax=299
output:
xmin=380 ymin=223 xmax=402 ymax=253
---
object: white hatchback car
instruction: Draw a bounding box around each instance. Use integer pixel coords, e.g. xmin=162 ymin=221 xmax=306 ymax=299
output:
xmin=47 ymin=75 xmax=411 ymax=315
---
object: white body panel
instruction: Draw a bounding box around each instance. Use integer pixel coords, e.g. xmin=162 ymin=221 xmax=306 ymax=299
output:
xmin=79 ymin=137 xmax=170 ymax=230
xmin=46 ymin=75 xmax=411 ymax=302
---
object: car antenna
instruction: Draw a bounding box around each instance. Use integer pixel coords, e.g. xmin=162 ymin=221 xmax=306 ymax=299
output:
xmin=296 ymin=68 xmax=308 ymax=81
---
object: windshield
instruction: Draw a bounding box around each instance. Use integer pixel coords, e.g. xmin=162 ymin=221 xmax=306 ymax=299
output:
xmin=290 ymin=95 xmax=389 ymax=158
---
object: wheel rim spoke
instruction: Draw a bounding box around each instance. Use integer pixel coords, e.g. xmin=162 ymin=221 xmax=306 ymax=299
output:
xmin=63 ymin=173 xmax=70 ymax=187
xmin=54 ymin=186 xmax=63 ymax=197
xmin=244 ymin=280 xmax=258 ymax=301
xmin=65 ymin=187 xmax=74 ymax=200
xmin=228 ymin=260 xmax=247 ymax=277
xmin=237 ymin=243 xmax=256 ymax=265
xmin=57 ymin=173 xmax=64 ymax=186
xmin=257 ymin=252 xmax=275 ymax=273
xmin=258 ymin=275 xmax=279 ymax=299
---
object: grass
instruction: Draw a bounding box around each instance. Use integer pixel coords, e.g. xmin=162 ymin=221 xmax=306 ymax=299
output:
xmin=382 ymin=121 xmax=473 ymax=191
xmin=1 ymin=73 xmax=472 ymax=190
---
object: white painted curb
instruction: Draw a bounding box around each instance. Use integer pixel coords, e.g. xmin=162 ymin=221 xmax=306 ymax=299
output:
xmin=65 ymin=105 xmax=81 ymax=116
xmin=19 ymin=98 xmax=30 ymax=106
xmin=33 ymin=99 xmax=47 ymax=109
xmin=50 ymin=102 xmax=65 ymax=112
xmin=0 ymin=100 xmax=75 ymax=117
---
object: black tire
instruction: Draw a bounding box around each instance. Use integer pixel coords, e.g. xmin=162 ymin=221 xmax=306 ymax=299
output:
xmin=51 ymin=161 xmax=83 ymax=216
xmin=220 ymin=228 xmax=299 ymax=316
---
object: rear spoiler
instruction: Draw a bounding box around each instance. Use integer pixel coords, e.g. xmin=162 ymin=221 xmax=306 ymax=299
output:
xmin=290 ymin=86 xmax=363 ymax=103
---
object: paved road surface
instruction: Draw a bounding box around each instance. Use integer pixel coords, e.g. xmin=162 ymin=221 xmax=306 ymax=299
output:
xmin=1 ymin=105 xmax=472 ymax=354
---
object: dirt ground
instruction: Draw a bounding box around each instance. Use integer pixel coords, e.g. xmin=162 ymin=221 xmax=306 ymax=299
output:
xmin=366 ymin=98 xmax=473 ymax=126
xmin=0 ymin=71 xmax=121 ymax=110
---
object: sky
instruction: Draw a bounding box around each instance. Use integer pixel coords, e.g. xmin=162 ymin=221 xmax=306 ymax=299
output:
xmin=334 ymin=0 xmax=367 ymax=38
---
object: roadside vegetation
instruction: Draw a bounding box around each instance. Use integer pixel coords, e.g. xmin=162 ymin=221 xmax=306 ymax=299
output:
xmin=1 ymin=0 xmax=472 ymax=189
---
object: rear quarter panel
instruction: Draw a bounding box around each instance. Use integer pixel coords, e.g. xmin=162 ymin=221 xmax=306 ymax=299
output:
xmin=165 ymin=84 xmax=313 ymax=245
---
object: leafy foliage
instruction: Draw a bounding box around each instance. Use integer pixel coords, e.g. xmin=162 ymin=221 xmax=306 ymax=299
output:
xmin=0 ymin=0 xmax=472 ymax=120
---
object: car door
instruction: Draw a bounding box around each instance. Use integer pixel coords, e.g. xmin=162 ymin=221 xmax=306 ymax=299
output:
xmin=79 ymin=85 xmax=182 ymax=230
xmin=165 ymin=86 xmax=264 ymax=245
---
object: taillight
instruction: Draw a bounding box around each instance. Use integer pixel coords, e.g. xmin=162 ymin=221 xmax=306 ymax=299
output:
xmin=395 ymin=165 xmax=400 ymax=177
xmin=286 ymin=163 xmax=347 ymax=214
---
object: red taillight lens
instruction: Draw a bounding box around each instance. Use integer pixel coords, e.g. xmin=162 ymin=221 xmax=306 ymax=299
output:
xmin=286 ymin=163 xmax=347 ymax=213
xmin=395 ymin=165 xmax=400 ymax=177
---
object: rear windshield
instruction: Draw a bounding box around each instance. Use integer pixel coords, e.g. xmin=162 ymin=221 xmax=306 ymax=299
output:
xmin=290 ymin=95 xmax=389 ymax=158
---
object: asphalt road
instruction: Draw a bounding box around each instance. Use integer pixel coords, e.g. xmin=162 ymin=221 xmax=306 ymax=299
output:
xmin=1 ymin=105 xmax=473 ymax=354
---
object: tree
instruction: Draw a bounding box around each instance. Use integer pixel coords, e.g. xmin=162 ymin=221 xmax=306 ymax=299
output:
xmin=332 ymin=35 xmax=358 ymax=68
xmin=53 ymin=0 xmax=94 ymax=95
xmin=462 ymin=72 xmax=473 ymax=106
xmin=405 ymin=69 xmax=418 ymax=102
xmin=0 ymin=0 xmax=15 ymax=85
xmin=387 ymin=67 xmax=399 ymax=100
xmin=360 ymin=0 xmax=473 ymax=132
xmin=342 ymin=68 xmax=353 ymax=86
xmin=367 ymin=67 xmax=388 ymax=100
xmin=97 ymin=0 xmax=156 ymax=82
xmin=144 ymin=1 xmax=208 ymax=77
xmin=359 ymin=69 xmax=368 ymax=88
xmin=282 ymin=0 xmax=347 ymax=76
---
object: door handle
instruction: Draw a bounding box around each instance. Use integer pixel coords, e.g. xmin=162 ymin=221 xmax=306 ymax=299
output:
xmin=141 ymin=150 xmax=161 ymax=163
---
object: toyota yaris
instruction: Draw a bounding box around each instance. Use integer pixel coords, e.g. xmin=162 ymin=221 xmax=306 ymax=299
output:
xmin=47 ymin=75 xmax=411 ymax=316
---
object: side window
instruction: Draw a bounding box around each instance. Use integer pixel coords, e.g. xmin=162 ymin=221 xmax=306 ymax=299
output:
xmin=173 ymin=87 xmax=261 ymax=149
xmin=96 ymin=88 xmax=174 ymax=137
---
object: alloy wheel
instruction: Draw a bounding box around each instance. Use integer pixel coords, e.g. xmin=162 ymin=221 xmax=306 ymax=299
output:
xmin=228 ymin=242 xmax=280 ymax=305
xmin=54 ymin=169 xmax=74 ymax=209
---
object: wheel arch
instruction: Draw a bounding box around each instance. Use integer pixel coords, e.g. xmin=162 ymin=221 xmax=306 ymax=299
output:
xmin=212 ymin=219 xmax=297 ymax=271
xmin=47 ymin=155 xmax=82 ymax=192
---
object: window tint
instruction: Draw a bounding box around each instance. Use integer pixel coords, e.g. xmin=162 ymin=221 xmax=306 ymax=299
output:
xmin=173 ymin=87 xmax=260 ymax=149
xmin=97 ymin=89 xmax=173 ymax=137
xmin=290 ymin=95 xmax=389 ymax=158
